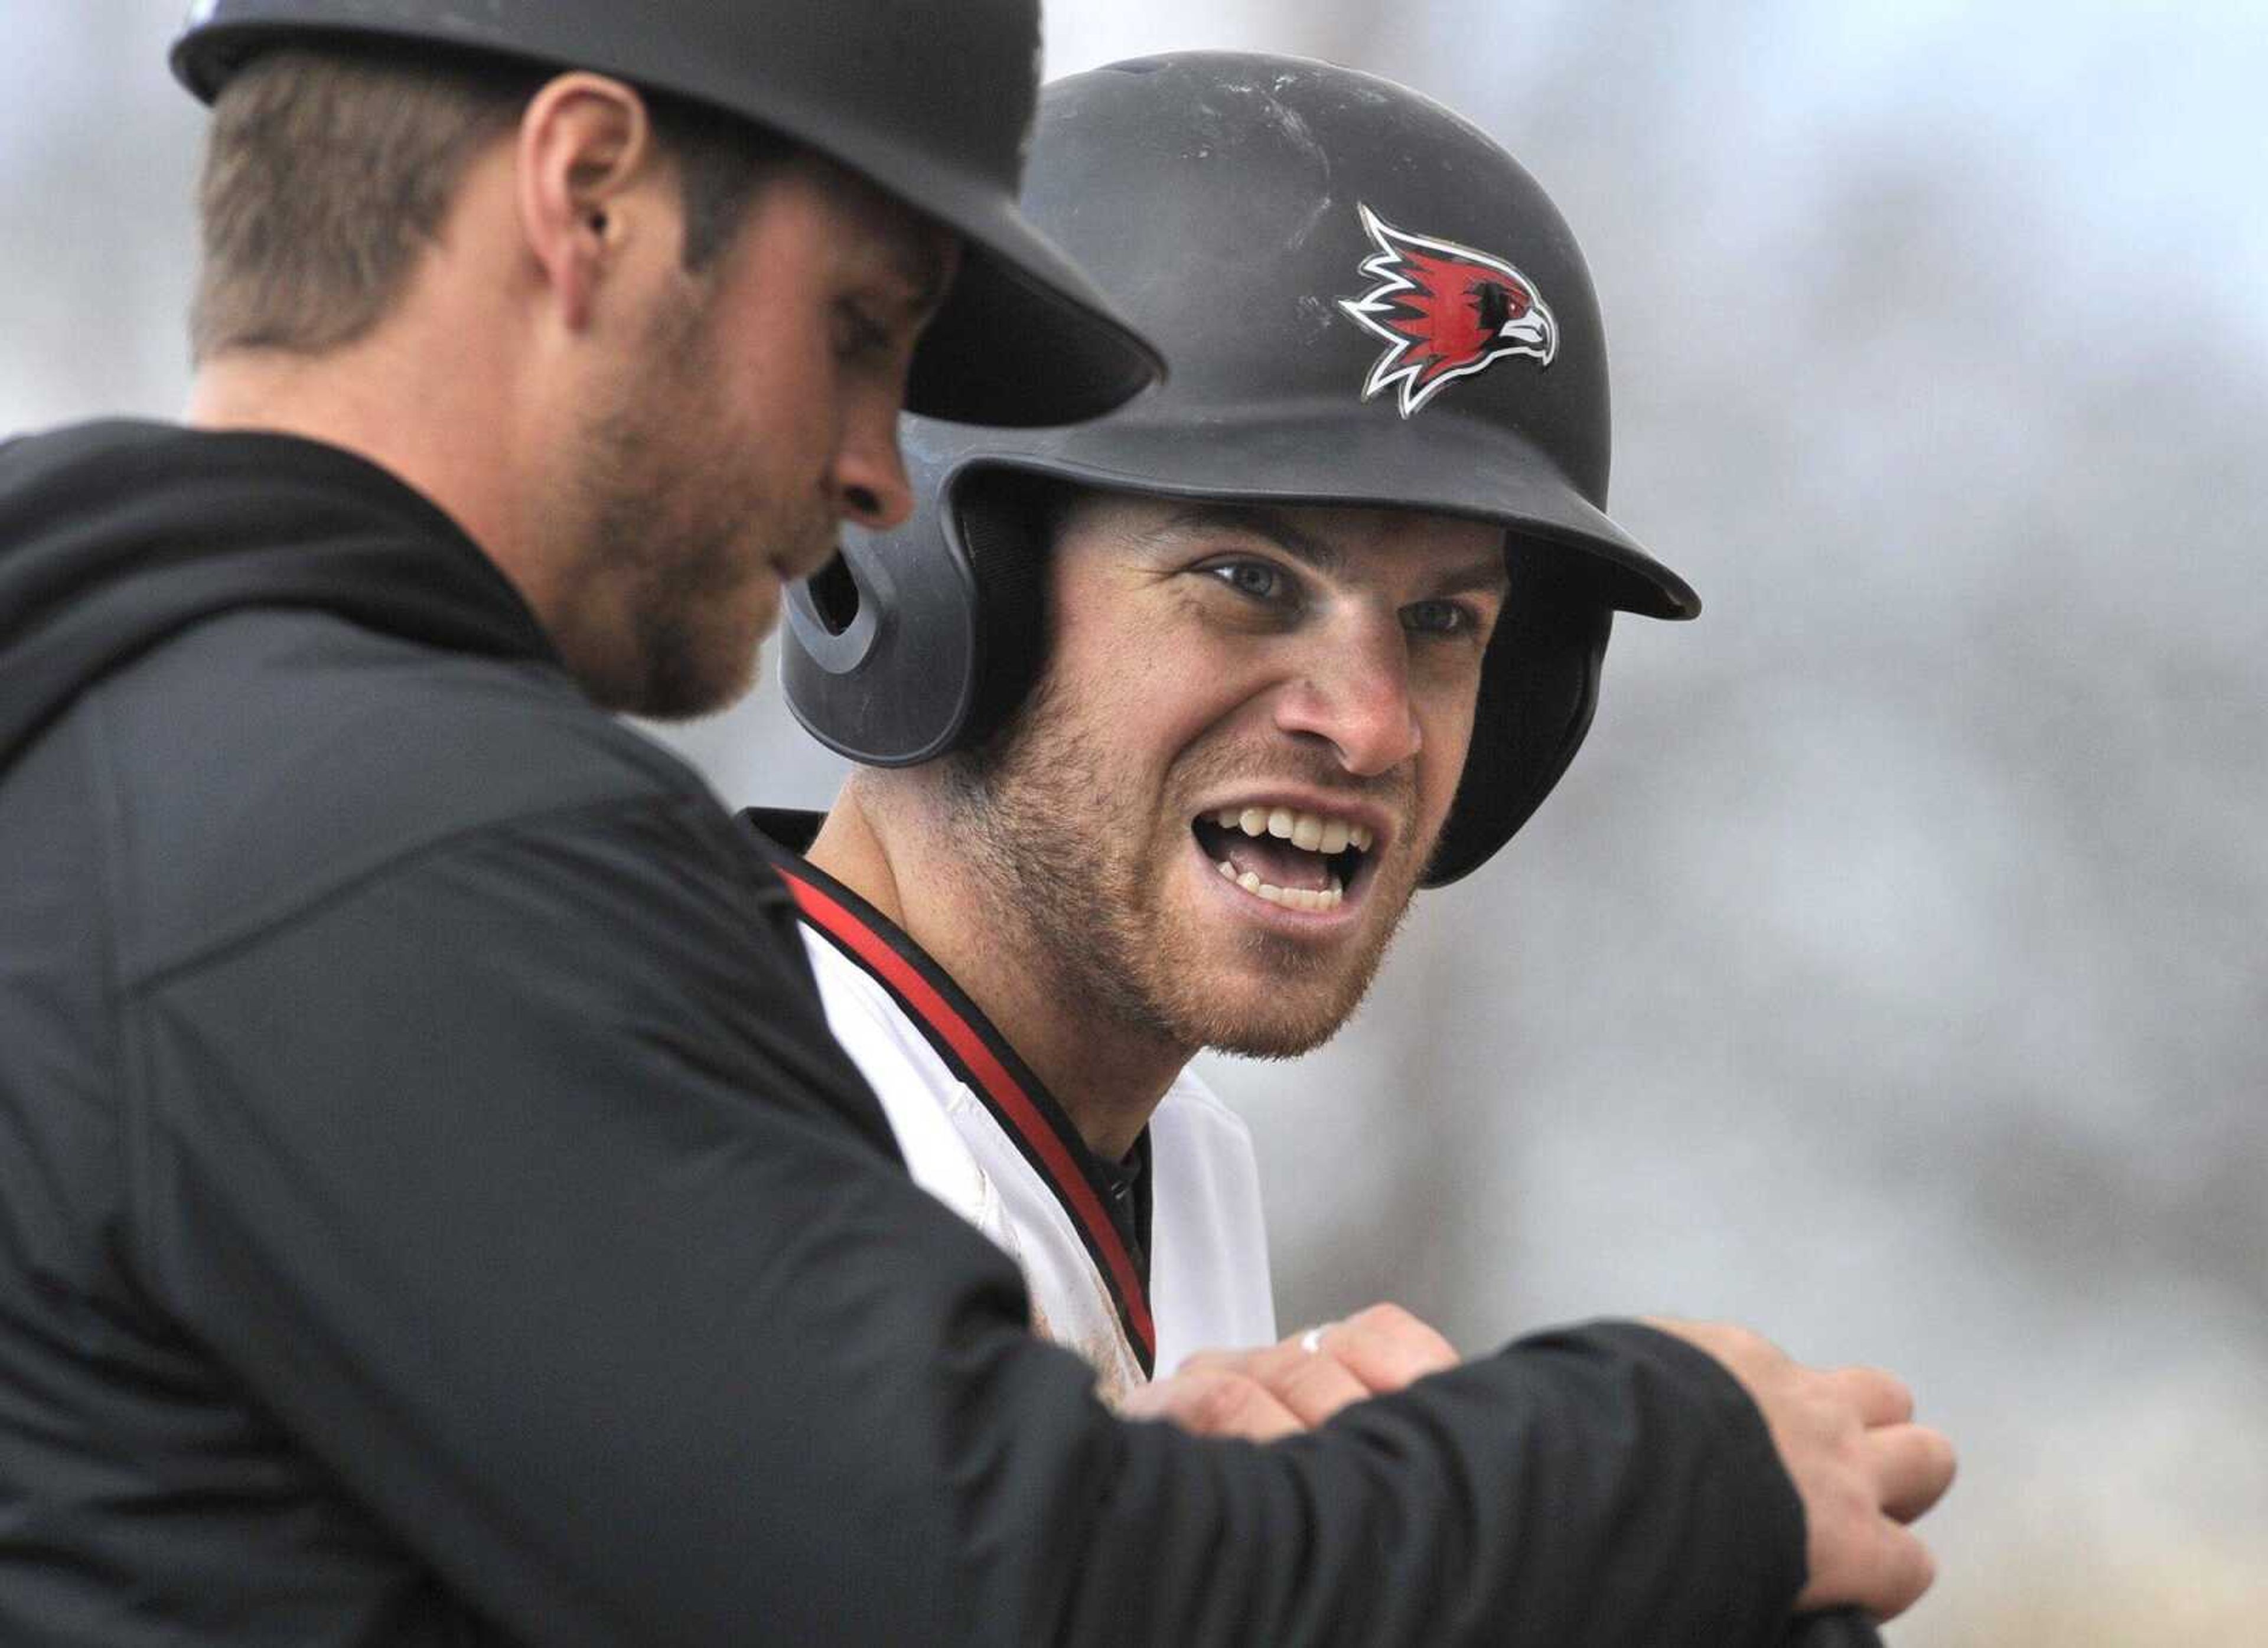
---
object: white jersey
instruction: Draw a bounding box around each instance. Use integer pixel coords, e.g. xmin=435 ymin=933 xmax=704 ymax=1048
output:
xmin=761 ymin=846 xmax=1276 ymax=1402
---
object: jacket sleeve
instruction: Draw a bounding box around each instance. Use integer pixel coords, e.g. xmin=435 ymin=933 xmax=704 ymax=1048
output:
xmin=122 ymin=789 xmax=1803 ymax=1647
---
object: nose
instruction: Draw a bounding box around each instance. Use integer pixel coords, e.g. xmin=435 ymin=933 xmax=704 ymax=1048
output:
xmin=830 ymin=397 xmax=914 ymax=531
xmin=1270 ymin=612 xmax=1422 ymax=778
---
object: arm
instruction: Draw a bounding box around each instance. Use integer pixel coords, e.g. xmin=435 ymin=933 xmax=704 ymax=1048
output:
xmin=125 ymin=792 xmax=1805 ymax=1646
xmin=1142 ymin=1310 xmax=1947 ymax=1635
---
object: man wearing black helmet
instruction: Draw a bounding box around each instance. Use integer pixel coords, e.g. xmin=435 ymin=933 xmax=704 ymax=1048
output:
xmin=755 ymin=49 xmax=1954 ymax=1635
xmin=0 ymin=8 xmax=1938 ymax=1644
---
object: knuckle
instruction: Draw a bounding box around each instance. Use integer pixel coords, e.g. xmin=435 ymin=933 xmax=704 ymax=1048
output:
xmin=1922 ymin=1425 xmax=1959 ymax=1483
xmin=1344 ymin=1301 xmax=1456 ymax=1375
xmin=1200 ymin=1370 xmax=1265 ymax=1423
xmin=1164 ymin=1373 xmax=1262 ymax=1437
xmin=1890 ymin=1532 xmax=1938 ymax=1613
xmin=1350 ymin=1301 xmax=1414 ymax=1337
xmin=1872 ymin=1371 xmax=1916 ymax=1422
xmin=1280 ymin=1359 xmax=1361 ymax=1420
xmin=1162 ymin=1369 xmax=1235 ymax=1428
xmin=1725 ymin=1322 xmax=1770 ymax=1356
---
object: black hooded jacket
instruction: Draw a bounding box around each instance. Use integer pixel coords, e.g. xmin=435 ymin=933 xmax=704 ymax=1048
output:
xmin=0 ymin=420 xmax=1805 ymax=1646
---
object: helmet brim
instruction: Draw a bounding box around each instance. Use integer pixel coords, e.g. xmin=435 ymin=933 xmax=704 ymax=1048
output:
xmin=950 ymin=399 xmax=1699 ymax=618
xmin=881 ymin=166 xmax=1167 ymax=429
xmin=170 ymin=18 xmax=1166 ymax=431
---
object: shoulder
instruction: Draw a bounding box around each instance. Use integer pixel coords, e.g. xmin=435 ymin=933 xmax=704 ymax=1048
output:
xmin=798 ymin=929 xmax=978 ymax=1162
xmin=86 ymin=606 xmax=722 ymax=980
xmin=799 ymin=928 xmax=931 ymax=1072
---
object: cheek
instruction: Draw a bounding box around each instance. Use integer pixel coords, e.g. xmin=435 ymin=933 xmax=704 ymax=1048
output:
xmin=1050 ymin=644 xmax=1240 ymax=805
xmin=711 ymin=299 xmax=842 ymax=451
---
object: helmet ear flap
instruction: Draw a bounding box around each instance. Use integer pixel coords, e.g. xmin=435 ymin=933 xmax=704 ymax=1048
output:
xmin=783 ymin=466 xmax=1063 ymax=765
xmin=953 ymin=475 xmax=1057 ymax=750
xmin=783 ymin=468 xmax=981 ymax=765
xmin=1422 ymin=551 xmax=1612 ymax=887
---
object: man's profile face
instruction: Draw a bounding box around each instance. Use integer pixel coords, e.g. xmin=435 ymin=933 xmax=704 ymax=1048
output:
xmin=556 ymin=156 xmax=956 ymax=719
xmin=944 ymin=492 xmax=1509 ymax=1058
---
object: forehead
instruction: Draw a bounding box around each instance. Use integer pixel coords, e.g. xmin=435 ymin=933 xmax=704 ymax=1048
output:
xmin=1058 ymin=491 xmax=1508 ymax=577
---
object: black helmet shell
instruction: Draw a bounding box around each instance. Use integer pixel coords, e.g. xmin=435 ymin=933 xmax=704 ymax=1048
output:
xmin=786 ymin=52 xmax=1699 ymax=883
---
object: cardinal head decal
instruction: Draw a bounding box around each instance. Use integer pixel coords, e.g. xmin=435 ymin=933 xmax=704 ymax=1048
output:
xmin=1337 ymin=203 xmax=1557 ymax=416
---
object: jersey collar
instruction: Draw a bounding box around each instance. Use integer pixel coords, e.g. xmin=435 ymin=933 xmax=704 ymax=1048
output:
xmin=738 ymin=809 xmax=1157 ymax=1373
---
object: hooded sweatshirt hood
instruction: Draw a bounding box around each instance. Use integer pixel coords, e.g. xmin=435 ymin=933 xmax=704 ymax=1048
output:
xmin=0 ymin=420 xmax=553 ymax=774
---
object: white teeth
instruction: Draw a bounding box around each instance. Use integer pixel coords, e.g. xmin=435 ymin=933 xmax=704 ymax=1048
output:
xmin=1215 ymin=867 xmax=1345 ymax=911
xmin=1207 ymin=804 xmax=1374 ymax=861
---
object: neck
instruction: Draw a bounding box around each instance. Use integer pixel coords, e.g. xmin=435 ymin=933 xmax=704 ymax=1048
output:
xmin=808 ymin=780 xmax=1188 ymax=1161
xmin=185 ymin=308 xmax=545 ymax=624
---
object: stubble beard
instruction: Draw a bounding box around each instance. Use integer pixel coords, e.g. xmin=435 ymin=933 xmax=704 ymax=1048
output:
xmin=558 ymin=288 xmax=823 ymax=720
xmin=939 ymin=678 xmax=1429 ymax=1063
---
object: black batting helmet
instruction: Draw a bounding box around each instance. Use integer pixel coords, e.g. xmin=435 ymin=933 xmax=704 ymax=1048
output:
xmin=170 ymin=0 xmax=1162 ymax=427
xmin=783 ymin=51 xmax=1699 ymax=884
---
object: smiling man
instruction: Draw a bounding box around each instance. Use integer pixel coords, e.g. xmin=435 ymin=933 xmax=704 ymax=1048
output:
xmin=751 ymin=51 xmax=1954 ymax=1631
xmin=754 ymin=47 xmax=1702 ymax=1402
xmin=761 ymin=488 xmax=1511 ymax=1396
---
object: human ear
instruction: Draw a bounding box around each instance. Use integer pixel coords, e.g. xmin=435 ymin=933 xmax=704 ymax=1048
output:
xmin=514 ymin=73 xmax=657 ymax=332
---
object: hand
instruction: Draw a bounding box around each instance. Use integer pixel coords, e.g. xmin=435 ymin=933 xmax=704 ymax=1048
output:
xmin=1649 ymin=1319 xmax=1957 ymax=1622
xmin=1119 ymin=1303 xmax=1461 ymax=1440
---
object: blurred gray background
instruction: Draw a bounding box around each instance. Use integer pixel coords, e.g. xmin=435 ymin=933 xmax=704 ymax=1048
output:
xmin=8 ymin=2 xmax=2262 ymax=1640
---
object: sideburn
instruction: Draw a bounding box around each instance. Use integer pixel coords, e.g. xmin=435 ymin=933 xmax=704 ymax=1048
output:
xmin=553 ymin=278 xmax=750 ymax=719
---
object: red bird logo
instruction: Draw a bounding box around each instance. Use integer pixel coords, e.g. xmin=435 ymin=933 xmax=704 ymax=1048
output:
xmin=1337 ymin=204 xmax=1557 ymax=416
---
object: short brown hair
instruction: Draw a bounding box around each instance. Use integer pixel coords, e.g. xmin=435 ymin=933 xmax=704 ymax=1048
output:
xmin=190 ymin=44 xmax=790 ymax=362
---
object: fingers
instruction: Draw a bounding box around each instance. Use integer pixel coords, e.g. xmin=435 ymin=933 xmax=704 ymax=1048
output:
xmin=1179 ymin=1339 xmax=1368 ymax=1428
xmin=1791 ymin=1419 xmax=1951 ymax=1618
xmin=1849 ymin=1519 xmax=1938 ymax=1622
xmin=1823 ymin=1365 xmax=1913 ymax=1428
xmin=1650 ymin=1320 xmax=1956 ymax=1622
xmin=1265 ymin=1341 xmax=1379 ymax=1427
xmin=1868 ymin=1422 xmax=1957 ymax=1524
xmin=1319 ymin=1303 xmax=1461 ymax=1392
xmin=1169 ymin=1303 xmax=1464 ymax=1431
xmin=1118 ymin=1365 xmax=1305 ymax=1441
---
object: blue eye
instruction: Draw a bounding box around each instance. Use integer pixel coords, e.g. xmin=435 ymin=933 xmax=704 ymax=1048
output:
xmin=1209 ymin=560 xmax=1287 ymax=601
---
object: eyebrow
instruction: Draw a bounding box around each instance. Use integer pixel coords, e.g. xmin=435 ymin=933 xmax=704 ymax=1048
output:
xmin=1148 ymin=505 xmax=1511 ymax=598
xmin=1148 ymin=505 xmax=1345 ymax=572
xmin=1428 ymin=554 xmax=1514 ymax=600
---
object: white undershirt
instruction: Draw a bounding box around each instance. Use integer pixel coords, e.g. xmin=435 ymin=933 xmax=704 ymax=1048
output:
xmin=799 ymin=927 xmax=1278 ymax=1403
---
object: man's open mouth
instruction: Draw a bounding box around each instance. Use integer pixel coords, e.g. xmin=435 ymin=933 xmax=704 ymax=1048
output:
xmin=1190 ymin=805 xmax=1378 ymax=912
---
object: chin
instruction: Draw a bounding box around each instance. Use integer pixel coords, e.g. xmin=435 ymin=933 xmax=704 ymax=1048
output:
xmin=1170 ymin=951 xmax=1381 ymax=1062
xmin=1195 ymin=1001 xmax=1360 ymax=1062
xmin=627 ymin=622 xmax=765 ymax=721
